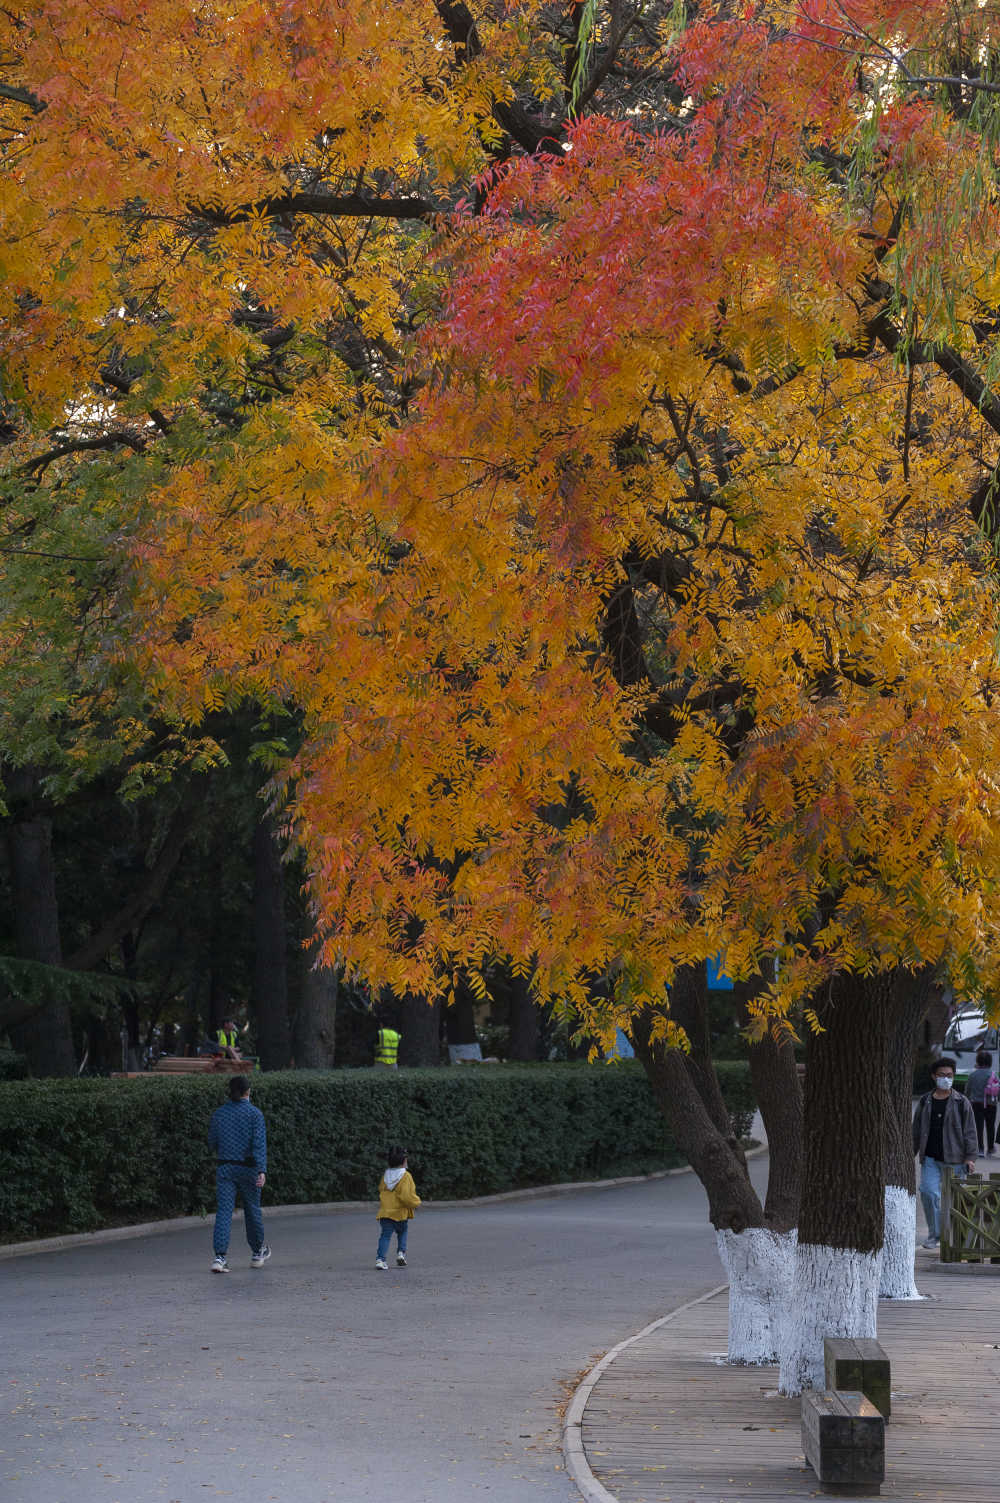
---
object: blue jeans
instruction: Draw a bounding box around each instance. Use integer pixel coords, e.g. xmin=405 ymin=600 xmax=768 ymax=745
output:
xmin=214 ymin=1165 xmax=265 ymax=1257
xmin=377 ymin=1218 xmax=408 ymax=1261
xmin=919 ymin=1157 xmax=967 ymax=1240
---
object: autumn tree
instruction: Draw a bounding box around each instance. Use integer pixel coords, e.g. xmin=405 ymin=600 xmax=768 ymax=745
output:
xmin=7 ymin=0 xmax=1000 ymax=1390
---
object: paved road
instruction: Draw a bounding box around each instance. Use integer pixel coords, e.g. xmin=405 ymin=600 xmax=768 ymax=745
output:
xmin=0 ymin=1161 xmax=767 ymax=1503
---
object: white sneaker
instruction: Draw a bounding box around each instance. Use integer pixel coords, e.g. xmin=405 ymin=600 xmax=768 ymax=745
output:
xmin=921 ymin=1236 xmax=939 ymax=1249
xmin=396 ymin=1252 xmax=407 ymax=1267
xmin=211 ymin=1255 xmax=229 ymax=1273
xmin=250 ymin=1244 xmax=271 ymax=1268
xmin=375 ymin=1258 xmax=388 ymax=1270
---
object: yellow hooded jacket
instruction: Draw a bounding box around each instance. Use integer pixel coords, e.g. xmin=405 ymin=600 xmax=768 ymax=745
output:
xmin=377 ymin=1168 xmax=421 ymax=1221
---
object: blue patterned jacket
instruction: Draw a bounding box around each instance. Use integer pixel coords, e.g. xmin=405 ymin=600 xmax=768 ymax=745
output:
xmin=208 ymin=1098 xmax=267 ymax=1172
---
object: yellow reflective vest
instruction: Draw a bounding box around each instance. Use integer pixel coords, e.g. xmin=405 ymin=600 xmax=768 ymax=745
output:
xmin=217 ymin=1029 xmax=238 ymax=1049
xmin=375 ymin=1027 xmax=401 ymax=1066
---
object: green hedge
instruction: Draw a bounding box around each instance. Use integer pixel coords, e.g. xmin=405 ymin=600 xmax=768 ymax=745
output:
xmin=0 ymin=1060 xmax=755 ymax=1243
xmin=714 ymin=1059 xmax=756 ymax=1139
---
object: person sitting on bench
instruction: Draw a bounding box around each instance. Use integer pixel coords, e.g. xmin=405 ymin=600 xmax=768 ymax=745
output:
xmin=215 ymin=1019 xmax=243 ymax=1060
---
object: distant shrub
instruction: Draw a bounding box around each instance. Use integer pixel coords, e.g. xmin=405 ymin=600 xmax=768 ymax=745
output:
xmin=715 ymin=1059 xmax=757 ymax=1139
xmin=0 ymin=1060 xmax=754 ymax=1241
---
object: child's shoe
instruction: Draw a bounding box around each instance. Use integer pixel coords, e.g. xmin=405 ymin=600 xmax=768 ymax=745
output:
xmin=375 ymin=1258 xmax=388 ymax=1270
xmin=396 ymin=1252 xmax=407 ymax=1267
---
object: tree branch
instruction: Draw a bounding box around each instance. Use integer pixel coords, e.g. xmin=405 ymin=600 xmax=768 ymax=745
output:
xmin=433 ymin=0 xmax=565 ymax=156
xmin=640 ymin=678 xmax=748 ymax=742
xmin=870 ymin=308 xmax=1000 ymax=437
xmin=0 ymin=82 xmax=46 ymax=113
xmin=191 ymin=191 xmax=441 ymax=227
xmin=20 ymin=431 xmax=147 ymax=475
xmin=66 ymin=797 xmax=196 ymax=972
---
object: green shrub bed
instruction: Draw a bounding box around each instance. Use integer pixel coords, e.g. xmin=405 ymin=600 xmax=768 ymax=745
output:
xmin=0 ymin=1060 xmax=755 ymax=1243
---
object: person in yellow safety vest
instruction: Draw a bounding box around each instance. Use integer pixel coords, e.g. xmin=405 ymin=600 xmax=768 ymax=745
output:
xmin=374 ymin=1027 xmax=401 ymax=1068
xmin=216 ymin=1020 xmax=242 ymax=1060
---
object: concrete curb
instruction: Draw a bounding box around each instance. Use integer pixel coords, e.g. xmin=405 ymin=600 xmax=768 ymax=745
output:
xmin=563 ymin=1283 xmax=729 ymax=1503
xmin=0 ymin=1162 xmax=687 ymax=1262
xmin=0 ymin=1143 xmax=767 ymax=1262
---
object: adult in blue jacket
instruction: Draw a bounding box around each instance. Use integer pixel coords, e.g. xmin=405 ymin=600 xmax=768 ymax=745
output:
xmin=208 ymin=1074 xmax=270 ymax=1273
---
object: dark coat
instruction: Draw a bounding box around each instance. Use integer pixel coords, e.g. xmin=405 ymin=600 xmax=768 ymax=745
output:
xmin=912 ymin=1089 xmax=977 ymax=1164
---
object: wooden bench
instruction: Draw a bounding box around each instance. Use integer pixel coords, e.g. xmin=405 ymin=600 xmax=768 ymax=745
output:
xmin=111 ymin=1056 xmax=251 ymax=1078
xmin=152 ymin=1056 xmax=248 ymax=1074
xmin=801 ymin=1388 xmax=885 ymax=1495
xmin=824 ymin=1336 xmax=891 ymax=1418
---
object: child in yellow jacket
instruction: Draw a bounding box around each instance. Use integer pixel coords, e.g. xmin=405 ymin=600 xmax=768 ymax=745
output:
xmin=376 ymin=1145 xmax=421 ymax=1269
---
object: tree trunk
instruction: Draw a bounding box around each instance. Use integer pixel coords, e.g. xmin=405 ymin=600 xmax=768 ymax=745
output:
xmin=121 ymin=994 xmax=143 ymax=1071
xmin=507 ymin=970 xmax=540 ymax=1061
xmin=445 ymin=978 xmax=478 ymax=1050
xmin=706 ymin=973 xmax=805 ymax=1365
xmin=397 ymin=992 xmax=441 ymax=1066
xmin=670 ymin=963 xmax=738 ymax=1147
xmin=120 ymin=931 xmax=142 ymax=1072
xmin=294 ymin=940 xmax=337 ymax=1068
xmin=735 ymin=976 xmax=804 ymax=1234
xmin=779 ymin=970 xmax=891 ymax=1394
xmin=631 ymin=1007 xmax=794 ymax=1364
xmin=880 ymin=966 xmax=932 ymax=1300
xmin=251 ymin=812 xmax=292 ymax=1070
xmin=630 ymin=1009 xmax=764 ymax=1232
xmin=5 ymin=785 xmax=76 ymax=1076
xmin=715 ymin=1223 xmax=798 ymax=1365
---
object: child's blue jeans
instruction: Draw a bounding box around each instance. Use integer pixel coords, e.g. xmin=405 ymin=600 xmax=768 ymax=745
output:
xmin=377 ymin=1218 xmax=408 ymax=1260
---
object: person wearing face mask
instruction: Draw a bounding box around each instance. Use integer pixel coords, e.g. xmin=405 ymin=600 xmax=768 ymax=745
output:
xmin=912 ymin=1056 xmax=978 ymax=1249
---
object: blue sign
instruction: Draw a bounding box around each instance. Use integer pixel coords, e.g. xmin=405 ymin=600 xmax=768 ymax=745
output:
xmin=706 ymin=954 xmax=733 ymax=991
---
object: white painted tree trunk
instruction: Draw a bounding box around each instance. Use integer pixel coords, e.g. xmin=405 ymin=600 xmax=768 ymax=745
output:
xmin=716 ymin=1227 xmax=797 ymax=1364
xmin=778 ymin=1242 xmax=880 ymax=1395
xmin=878 ymin=1185 xmax=921 ymax=1300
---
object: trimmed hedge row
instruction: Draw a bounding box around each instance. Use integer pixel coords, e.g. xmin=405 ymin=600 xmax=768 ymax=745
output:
xmin=0 ymin=1060 xmax=755 ymax=1243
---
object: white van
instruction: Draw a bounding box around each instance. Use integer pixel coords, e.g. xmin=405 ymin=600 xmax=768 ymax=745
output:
xmin=941 ymin=1005 xmax=998 ymax=1087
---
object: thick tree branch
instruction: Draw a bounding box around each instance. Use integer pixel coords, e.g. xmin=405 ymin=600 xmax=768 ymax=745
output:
xmin=641 ymin=678 xmax=747 ymax=736
xmin=868 ymin=305 xmax=1000 ymax=436
xmin=433 ymin=0 xmax=565 ymax=155
xmin=573 ymin=6 xmax=644 ymax=116
xmin=192 ymin=191 xmax=441 ymax=227
xmin=66 ymin=797 xmax=196 ymax=972
xmin=602 ymin=574 xmax=649 ymax=687
xmin=0 ymin=82 xmax=46 ymax=113
xmin=97 ymin=366 xmax=172 ymax=434
xmin=20 ymin=431 xmax=147 ymax=475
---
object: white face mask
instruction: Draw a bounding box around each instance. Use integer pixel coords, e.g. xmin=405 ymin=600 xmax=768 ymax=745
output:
xmin=934 ymin=1075 xmax=954 ymax=1090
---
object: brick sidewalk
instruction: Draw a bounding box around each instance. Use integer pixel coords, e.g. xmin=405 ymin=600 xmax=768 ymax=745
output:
xmin=576 ymin=1261 xmax=1000 ymax=1502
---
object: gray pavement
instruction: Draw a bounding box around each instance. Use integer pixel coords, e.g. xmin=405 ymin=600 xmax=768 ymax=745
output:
xmin=1 ymin=1161 xmax=767 ymax=1503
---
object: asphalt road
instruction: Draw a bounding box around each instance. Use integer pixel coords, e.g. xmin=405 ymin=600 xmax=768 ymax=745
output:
xmin=0 ymin=1160 xmax=768 ymax=1503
